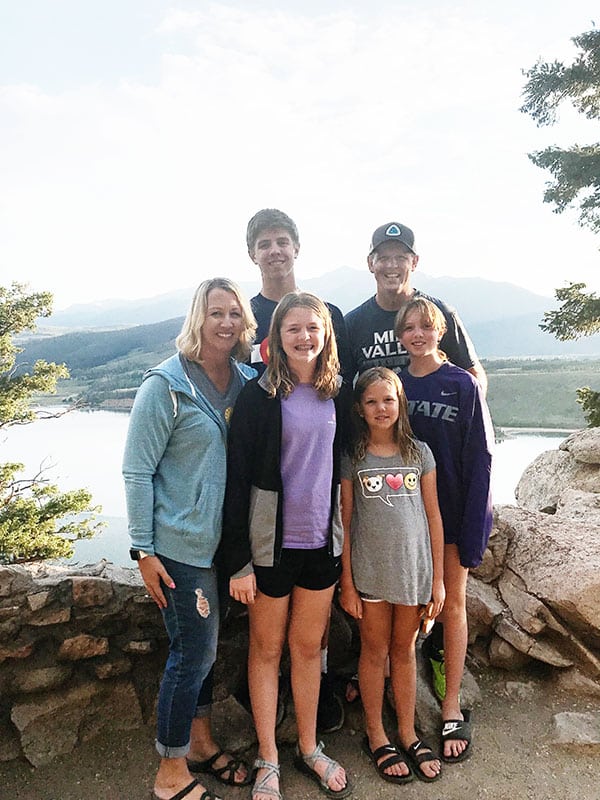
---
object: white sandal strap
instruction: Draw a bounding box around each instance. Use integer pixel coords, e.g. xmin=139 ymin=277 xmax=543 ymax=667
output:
xmin=299 ymin=741 xmax=340 ymax=787
xmin=253 ymin=758 xmax=280 ymax=774
xmin=252 ymin=758 xmax=282 ymax=800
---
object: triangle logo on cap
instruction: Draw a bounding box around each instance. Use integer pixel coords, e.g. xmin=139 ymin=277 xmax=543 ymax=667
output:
xmin=385 ymin=224 xmax=402 ymax=236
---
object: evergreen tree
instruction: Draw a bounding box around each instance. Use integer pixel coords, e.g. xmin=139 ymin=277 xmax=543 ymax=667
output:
xmin=521 ymin=28 xmax=600 ymax=425
xmin=0 ymin=283 xmax=101 ymax=562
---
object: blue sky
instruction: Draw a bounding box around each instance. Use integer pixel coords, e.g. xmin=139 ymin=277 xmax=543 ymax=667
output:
xmin=1 ymin=0 xmax=599 ymax=309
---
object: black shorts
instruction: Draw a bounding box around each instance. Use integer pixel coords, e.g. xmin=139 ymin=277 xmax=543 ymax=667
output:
xmin=254 ymin=546 xmax=341 ymax=598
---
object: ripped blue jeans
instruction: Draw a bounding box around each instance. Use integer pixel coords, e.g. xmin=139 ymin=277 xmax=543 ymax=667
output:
xmin=155 ymin=555 xmax=219 ymax=758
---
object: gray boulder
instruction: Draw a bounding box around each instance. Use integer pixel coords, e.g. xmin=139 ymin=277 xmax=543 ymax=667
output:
xmin=516 ymin=427 xmax=600 ymax=513
xmin=469 ymin=429 xmax=600 ymax=681
xmin=515 ymin=450 xmax=599 ymax=512
xmin=560 ymin=428 xmax=600 ymax=464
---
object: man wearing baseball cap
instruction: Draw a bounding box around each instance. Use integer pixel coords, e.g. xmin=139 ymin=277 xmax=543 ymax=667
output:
xmin=344 ymin=221 xmax=487 ymax=735
xmin=344 ymin=222 xmax=487 ymax=392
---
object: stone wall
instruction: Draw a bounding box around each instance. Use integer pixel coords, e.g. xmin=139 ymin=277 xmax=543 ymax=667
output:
xmin=2 ymin=430 xmax=599 ymax=767
xmin=1 ymin=562 xmax=181 ymax=766
xmin=0 ymin=559 xmax=269 ymax=768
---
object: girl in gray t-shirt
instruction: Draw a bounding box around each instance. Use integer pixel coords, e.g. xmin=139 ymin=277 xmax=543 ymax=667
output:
xmin=339 ymin=367 xmax=445 ymax=784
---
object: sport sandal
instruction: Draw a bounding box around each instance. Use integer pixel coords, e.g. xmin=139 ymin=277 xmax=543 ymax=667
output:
xmin=150 ymin=778 xmax=221 ymax=800
xmin=293 ymin=740 xmax=352 ymax=798
xmin=187 ymin=748 xmax=251 ymax=786
xmin=252 ymin=757 xmax=283 ymax=800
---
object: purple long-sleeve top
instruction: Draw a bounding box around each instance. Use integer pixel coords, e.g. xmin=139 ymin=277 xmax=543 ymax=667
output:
xmin=400 ymin=361 xmax=494 ymax=568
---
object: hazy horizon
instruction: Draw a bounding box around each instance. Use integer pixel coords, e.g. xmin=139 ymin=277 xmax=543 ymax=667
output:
xmin=50 ymin=263 xmax=556 ymax=313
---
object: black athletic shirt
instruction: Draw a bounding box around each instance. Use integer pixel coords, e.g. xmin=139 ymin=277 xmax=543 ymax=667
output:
xmin=344 ymin=291 xmax=479 ymax=379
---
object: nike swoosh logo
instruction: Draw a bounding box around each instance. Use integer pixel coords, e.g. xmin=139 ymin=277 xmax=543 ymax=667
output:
xmin=442 ymin=721 xmax=463 ymax=734
xmin=440 ymin=390 xmax=457 ymax=396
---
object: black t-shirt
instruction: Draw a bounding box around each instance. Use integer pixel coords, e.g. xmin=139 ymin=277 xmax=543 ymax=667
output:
xmin=249 ymin=293 xmax=353 ymax=382
xmin=344 ymin=291 xmax=478 ymax=378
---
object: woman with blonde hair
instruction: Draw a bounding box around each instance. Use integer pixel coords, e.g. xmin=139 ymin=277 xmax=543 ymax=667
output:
xmin=123 ymin=277 xmax=257 ymax=800
xmin=220 ymin=292 xmax=352 ymax=800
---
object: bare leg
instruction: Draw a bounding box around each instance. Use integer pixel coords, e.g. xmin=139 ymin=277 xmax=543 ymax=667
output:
xmin=154 ymin=757 xmax=210 ymax=800
xmin=289 ymin=585 xmax=347 ymax=793
xmin=440 ymin=543 xmax=469 ymax=760
xmin=248 ymin=591 xmax=290 ymax=800
xmin=320 ymin=610 xmax=330 ymax=655
xmin=359 ymin=602 xmax=409 ymax=778
xmin=187 ymin=715 xmax=248 ymax=784
xmin=392 ymin=605 xmax=441 ymax=781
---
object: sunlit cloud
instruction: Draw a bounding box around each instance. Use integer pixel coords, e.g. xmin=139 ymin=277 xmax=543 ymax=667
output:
xmin=1 ymin=1 xmax=598 ymax=308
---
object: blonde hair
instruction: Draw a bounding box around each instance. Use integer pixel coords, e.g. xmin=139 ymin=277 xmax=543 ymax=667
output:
xmin=264 ymin=292 xmax=339 ymax=399
xmin=395 ymin=297 xmax=448 ymax=361
xmin=350 ymin=367 xmax=422 ymax=465
xmin=176 ymin=277 xmax=256 ymax=362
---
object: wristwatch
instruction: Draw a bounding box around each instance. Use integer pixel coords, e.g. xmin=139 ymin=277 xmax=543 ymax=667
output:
xmin=129 ymin=548 xmax=152 ymax=561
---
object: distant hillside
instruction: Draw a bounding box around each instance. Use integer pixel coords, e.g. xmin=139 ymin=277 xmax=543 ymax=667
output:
xmin=18 ymin=317 xmax=182 ymax=373
xmin=18 ymin=299 xmax=600 ymax=426
xmin=43 ymin=290 xmax=198 ymax=329
xmin=471 ymin=313 xmax=600 ymax=357
xmin=484 ymin=358 xmax=594 ymax=428
xmin=42 ymin=267 xmax=552 ymax=328
xmin=35 ymin=267 xmax=600 ymax=359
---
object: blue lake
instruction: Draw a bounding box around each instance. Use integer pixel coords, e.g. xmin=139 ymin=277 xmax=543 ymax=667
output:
xmin=1 ymin=409 xmax=573 ymax=567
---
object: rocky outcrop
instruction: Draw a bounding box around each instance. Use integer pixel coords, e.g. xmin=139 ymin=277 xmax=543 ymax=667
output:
xmin=561 ymin=427 xmax=600 ymax=464
xmin=468 ymin=428 xmax=600 ymax=688
xmin=515 ymin=428 xmax=600 ymax=512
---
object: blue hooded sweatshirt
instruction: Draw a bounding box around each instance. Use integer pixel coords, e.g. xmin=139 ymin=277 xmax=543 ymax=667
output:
xmin=122 ymin=353 xmax=256 ymax=568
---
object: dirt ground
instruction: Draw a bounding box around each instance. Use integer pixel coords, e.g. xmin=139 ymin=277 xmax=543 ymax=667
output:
xmin=1 ymin=665 xmax=598 ymax=800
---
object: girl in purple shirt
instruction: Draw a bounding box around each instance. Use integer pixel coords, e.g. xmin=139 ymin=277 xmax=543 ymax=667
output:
xmin=225 ymin=293 xmax=351 ymax=800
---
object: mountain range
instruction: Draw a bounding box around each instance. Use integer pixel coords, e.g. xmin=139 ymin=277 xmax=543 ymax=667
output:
xmin=34 ymin=267 xmax=600 ymax=358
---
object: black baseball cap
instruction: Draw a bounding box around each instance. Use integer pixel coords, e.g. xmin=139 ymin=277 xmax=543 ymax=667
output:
xmin=369 ymin=222 xmax=416 ymax=255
